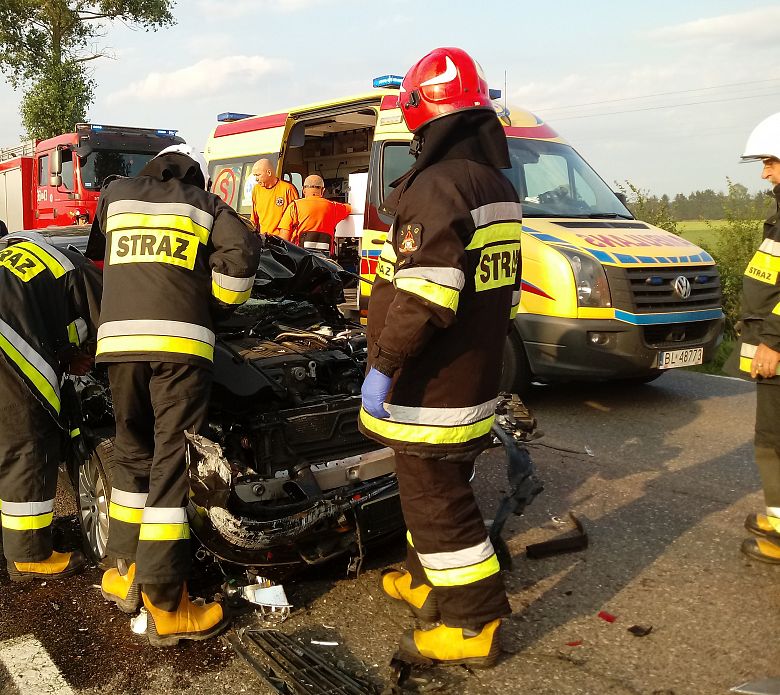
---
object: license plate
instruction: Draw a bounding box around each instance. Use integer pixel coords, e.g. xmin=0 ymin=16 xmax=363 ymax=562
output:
xmin=657 ymin=347 xmax=704 ymax=369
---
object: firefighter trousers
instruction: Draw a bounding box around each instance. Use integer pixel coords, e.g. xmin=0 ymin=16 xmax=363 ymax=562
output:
xmin=0 ymin=361 xmax=62 ymax=564
xmin=394 ymin=451 xmax=511 ymax=629
xmin=755 ymin=383 xmax=780 ymax=516
xmin=106 ymin=362 xmax=211 ymax=585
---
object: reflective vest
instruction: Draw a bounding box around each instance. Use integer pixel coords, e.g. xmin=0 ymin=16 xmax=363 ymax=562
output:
xmin=0 ymin=232 xmax=102 ymax=421
xmin=736 ymin=184 xmax=780 ymax=381
xmin=91 ymin=176 xmax=260 ymax=368
xmin=359 ymin=158 xmax=522 ymax=459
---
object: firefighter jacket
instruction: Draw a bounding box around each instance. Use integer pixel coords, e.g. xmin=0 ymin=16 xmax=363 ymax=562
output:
xmin=359 ymin=112 xmax=522 ymax=460
xmin=89 ymin=157 xmax=261 ymax=369
xmin=0 ymin=231 xmax=102 ymax=422
xmin=734 ymin=184 xmax=780 ymax=382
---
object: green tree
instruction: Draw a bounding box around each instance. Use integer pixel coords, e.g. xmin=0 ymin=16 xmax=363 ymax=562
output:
xmin=0 ymin=1 xmax=175 ymax=140
xmin=702 ymin=179 xmax=775 ymax=338
xmin=616 ymin=180 xmax=679 ymax=234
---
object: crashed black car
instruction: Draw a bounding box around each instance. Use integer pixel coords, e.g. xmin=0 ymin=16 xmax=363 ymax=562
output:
xmin=4 ymin=228 xmax=404 ymax=575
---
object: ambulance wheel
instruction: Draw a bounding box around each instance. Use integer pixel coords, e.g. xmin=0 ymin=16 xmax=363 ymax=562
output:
xmin=500 ymin=333 xmax=532 ymax=397
xmin=76 ymin=438 xmax=114 ymax=568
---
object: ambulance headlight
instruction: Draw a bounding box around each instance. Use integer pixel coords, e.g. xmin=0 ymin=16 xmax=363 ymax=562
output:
xmin=559 ymin=249 xmax=611 ymax=308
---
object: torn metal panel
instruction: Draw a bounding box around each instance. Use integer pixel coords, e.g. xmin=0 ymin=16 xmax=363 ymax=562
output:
xmin=227 ymin=628 xmax=379 ymax=694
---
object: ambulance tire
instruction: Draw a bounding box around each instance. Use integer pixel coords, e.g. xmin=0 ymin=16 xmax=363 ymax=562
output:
xmin=500 ymin=333 xmax=532 ymax=397
xmin=74 ymin=437 xmax=115 ymax=569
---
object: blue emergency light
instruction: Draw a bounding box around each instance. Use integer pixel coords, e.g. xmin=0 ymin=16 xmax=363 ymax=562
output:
xmin=217 ymin=112 xmax=255 ymax=123
xmin=372 ymin=75 xmax=404 ymax=89
xmin=156 ymin=129 xmax=178 ymax=136
xmin=489 ymin=89 xmax=502 ymax=100
xmin=91 ymin=125 xmax=103 ymax=131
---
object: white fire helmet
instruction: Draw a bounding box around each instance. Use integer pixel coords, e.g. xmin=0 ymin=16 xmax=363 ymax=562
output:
xmin=155 ymin=143 xmax=210 ymax=189
xmin=741 ymin=112 xmax=780 ymax=162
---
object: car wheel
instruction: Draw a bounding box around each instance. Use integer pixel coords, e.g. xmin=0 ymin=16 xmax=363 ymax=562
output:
xmin=500 ymin=332 xmax=532 ymax=397
xmin=77 ymin=439 xmax=113 ymax=567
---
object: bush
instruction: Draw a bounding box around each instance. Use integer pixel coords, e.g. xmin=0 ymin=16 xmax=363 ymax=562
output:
xmin=616 ymin=181 xmax=679 ymax=235
xmin=700 ymin=180 xmax=774 ymax=339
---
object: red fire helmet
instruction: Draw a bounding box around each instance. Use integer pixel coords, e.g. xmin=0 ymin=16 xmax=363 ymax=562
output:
xmin=398 ymin=47 xmax=493 ymax=133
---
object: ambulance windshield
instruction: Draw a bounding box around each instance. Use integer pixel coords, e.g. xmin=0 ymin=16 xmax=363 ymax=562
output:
xmin=79 ymin=149 xmax=157 ymax=190
xmin=504 ymin=139 xmax=632 ymax=219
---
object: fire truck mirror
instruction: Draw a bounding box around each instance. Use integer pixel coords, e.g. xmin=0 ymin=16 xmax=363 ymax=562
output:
xmin=50 ymin=147 xmax=63 ymax=176
xmin=49 ymin=173 xmax=63 ymax=188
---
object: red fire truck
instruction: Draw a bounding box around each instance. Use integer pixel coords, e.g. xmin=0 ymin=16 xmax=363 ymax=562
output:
xmin=0 ymin=122 xmax=183 ymax=232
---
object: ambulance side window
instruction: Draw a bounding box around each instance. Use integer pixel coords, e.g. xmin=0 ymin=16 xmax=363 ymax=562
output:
xmin=381 ymin=142 xmax=414 ymax=200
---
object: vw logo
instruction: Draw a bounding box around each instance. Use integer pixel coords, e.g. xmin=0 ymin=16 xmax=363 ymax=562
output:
xmin=672 ymin=275 xmax=692 ymax=300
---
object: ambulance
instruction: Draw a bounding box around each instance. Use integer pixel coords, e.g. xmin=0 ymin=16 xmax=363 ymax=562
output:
xmin=204 ymin=77 xmax=723 ymax=392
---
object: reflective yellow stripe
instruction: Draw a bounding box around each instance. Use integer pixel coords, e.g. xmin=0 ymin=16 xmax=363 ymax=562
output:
xmin=0 ymin=332 xmax=60 ymax=414
xmin=97 ymin=335 xmax=214 ymax=361
xmin=465 ymin=222 xmax=523 ymax=251
xmin=1 ymin=511 xmax=53 ymax=531
xmin=139 ymin=523 xmax=190 ymax=541
xmin=70 ymin=428 xmax=80 ymax=438
xmin=376 ymin=257 xmax=394 ymax=282
xmin=423 ymin=553 xmax=501 ymax=587
xmin=360 ymin=408 xmax=494 ymax=445
xmin=109 ymin=502 xmax=144 ymax=525
xmin=510 ymin=303 xmax=519 ymax=319
xmin=211 ymin=280 xmax=251 ymax=305
xmin=739 ymin=356 xmax=780 ymax=375
xmin=67 ymin=321 xmax=80 ymax=346
xmin=106 ymin=213 xmax=210 ymax=244
xmin=380 ymin=241 xmax=397 ymax=264
xmin=773 ymin=302 xmax=780 ymax=316
xmin=13 ymin=241 xmax=68 ymax=278
xmin=745 ymin=250 xmax=780 ymax=284
xmin=394 ymin=277 xmax=460 ymax=311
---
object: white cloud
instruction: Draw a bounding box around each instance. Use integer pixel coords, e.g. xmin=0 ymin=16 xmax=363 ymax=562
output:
xmin=107 ymin=55 xmax=289 ymax=103
xmin=648 ymin=6 xmax=780 ymax=47
xmin=196 ymin=0 xmax=324 ymax=18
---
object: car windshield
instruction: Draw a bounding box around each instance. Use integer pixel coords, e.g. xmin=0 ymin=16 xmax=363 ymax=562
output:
xmin=502 ymin=138 xmax=632 ymax=218
xmin=79 ymin=150 xmax=157 ymax=190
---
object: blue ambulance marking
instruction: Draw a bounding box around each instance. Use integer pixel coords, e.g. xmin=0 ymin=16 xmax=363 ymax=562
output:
xmin=615 ymin=308 xmax=724 ymax=325
xmin=615 ymin=253 xmax=638 ymax=263
xmin=585 ymin=248 xmax=615 ymax=263
xmin=638 ymin=256 xmax=655 ymax=263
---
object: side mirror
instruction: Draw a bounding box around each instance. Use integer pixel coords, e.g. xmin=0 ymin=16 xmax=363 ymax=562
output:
xmin=614 ymin=191 xmax=628 ymax=206
xmin=50 ymin=147 xmax=63 ymax=175
xmin=49 ymin=173 xmax=62 ymax=187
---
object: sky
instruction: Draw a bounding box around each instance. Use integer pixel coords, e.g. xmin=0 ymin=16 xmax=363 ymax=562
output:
xmin=0 ymin=0 xmax=778 ymax=196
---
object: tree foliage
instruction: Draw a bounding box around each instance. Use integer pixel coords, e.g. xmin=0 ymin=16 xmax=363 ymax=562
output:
xmin=701 ymin=180 xmax=772 ymax=339
xmin=0 ymin=1 xmax=175 ymax=139
xmin=616 ymin=180 xmax=679 ymax=234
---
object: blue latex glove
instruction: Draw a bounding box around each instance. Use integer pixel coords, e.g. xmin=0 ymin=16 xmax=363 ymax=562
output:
xmin=361 ymin=368 xmax=392 ymax=419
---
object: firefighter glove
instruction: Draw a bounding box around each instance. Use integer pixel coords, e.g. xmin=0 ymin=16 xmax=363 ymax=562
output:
xmin=362 ymin=368 xmax=392 ymax=419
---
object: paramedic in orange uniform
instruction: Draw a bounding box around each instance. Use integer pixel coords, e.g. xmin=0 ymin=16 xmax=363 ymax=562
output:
xmin=250 ymin=158 xmax=298 ymax=235
xmin=278 ymin=174 xmax=351 ymax=256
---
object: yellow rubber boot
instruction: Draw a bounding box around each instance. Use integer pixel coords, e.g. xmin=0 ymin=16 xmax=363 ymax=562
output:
xmin=101 ymin=562 xmax=140 ymax=613
xmin=381 ymin=569 xmax=440 ymax=622
xmin=399 ymin=619 xmax=502 ymax=668
xmin=741 ymin=537 xmax=780 ymax=564
xmin=142 ymin=584 xmax=229 ymax=647
xmin=8 ymin=550 xmax=86 ymax=582
xmin=745 ymin=513 xmax=780 ymax=541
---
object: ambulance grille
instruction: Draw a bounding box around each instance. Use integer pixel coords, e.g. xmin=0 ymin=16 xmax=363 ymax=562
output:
xmin=606 ymin=264 xmax=722 ymax=313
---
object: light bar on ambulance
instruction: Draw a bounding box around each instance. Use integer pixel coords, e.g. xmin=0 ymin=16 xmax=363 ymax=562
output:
xmin=372 ymin=75 xmax=404 ymax=89
xmin=217 ymin=112 xmax=256 ymax=123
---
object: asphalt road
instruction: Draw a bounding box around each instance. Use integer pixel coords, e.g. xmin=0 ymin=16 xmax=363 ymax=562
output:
xmin=0 ymin=369 xmax=778 ymax=694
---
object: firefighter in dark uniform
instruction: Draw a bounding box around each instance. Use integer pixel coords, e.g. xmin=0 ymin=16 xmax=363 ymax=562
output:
xmin=0 ymin=231 xmax=102 ymax=581
xmin=730 ymin=112 xmax=780 ymax=564
xmin=359 ymin=47 xmax=523 ymax=667
xmin=88 ymin=144 xmax=261 ymax=646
